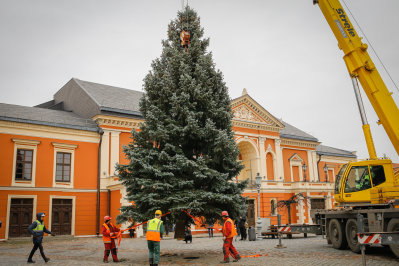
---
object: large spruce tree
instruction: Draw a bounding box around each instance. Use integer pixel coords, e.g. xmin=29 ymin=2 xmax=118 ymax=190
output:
xmin=117 ymin=6 xmax=247 ymax=227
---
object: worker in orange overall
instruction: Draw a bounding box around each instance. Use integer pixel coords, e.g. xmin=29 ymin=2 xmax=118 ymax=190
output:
xmin=221 ymin=211 xmax=241 ymax=263
xmin=102 ymin=216 xmax=120 ymax=263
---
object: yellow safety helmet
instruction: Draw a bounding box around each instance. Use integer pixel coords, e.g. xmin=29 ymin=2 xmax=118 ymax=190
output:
xmin=155 ymin=210 xmax=162 ymax=215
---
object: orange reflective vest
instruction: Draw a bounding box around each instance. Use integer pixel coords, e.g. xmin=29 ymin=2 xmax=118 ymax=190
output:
xmin=146 ymin=218 xmax=163 ymax=242
xmin=103 ymin=223 xmax=117 ymax=243
xmin=222 ymin=218 xmax=237 ymax=238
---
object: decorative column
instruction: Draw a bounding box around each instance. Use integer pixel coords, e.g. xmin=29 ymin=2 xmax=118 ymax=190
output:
xmin=110 ymin=131 xmax=121 ymax=176
xmin=100 ymin=130 xmax=110 ymax=179
xmin=259 ymin=137 xmax=267 ymax=179
xmin=326 ymin=193 xmax=333 ymax=209
xmin=275 ymin=139 xmax=284 ymax=181
xmin=297 ymin=199 xmax=305 ymax=224
xmin=306 ymin=150 xmax=314 ymax=182
xmin=311 ymin=151 xmax=318 ymax=182
xmin=307 ymin=199 xmax=312 ymax=224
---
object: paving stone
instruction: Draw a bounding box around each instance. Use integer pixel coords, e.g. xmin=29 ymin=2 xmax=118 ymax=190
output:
xmin=0 ymin=234 xmax=398 ymax=265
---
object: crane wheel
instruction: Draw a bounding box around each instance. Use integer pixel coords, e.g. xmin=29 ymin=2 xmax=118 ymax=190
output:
xmin=387 ymin=218 xmax=399 ymax=258
xmin=328 ymin=219 xmax=348 ymax=250
xmin=345 ymin=219 xmax=360 ymax=253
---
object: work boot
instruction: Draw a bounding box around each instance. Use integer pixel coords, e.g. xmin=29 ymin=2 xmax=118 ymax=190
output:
xmin=103 ymin=258 xmax=109 ymax=263
xmin=112 ymin=255 xmax=119 ymax=262
xmin=27 ymin=259 xmax=35 ymax=263
xmin=44 ymin=257 xmax=50 ymax=263
xmin=220 ymin=258 xmax=230 ymax=263
xmin=233 ymin=255 xmax=241 ymax=262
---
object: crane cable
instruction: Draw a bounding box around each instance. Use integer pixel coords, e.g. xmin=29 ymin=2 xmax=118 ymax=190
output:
xmin=342 ymin=0 xmax=399 ymax=94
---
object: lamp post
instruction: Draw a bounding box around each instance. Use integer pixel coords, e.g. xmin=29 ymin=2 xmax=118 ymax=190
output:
xmin=324 ymin=164 xmax=328 ymax=183
xmin=302 ymin=163 xmax=307 ymax=182
xmin=255 ymin=173 xmax=262 ymax=240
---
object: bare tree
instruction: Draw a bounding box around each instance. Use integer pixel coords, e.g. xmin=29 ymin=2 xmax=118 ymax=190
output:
xmin=277 ymin=193 xmax=308 ymax=224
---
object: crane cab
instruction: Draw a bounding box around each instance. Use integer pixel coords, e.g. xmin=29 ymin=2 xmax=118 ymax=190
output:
xmin=334 ymin=159 xmax=398 ymax=205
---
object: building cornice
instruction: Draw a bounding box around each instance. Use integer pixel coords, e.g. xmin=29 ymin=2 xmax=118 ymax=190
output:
xmin=0 ymin=120 xmax=99 ymax=143
xmin=12 ymin=138 xmax=41 ymax=145
xmin=232 ymin=120 xmax=280 ymax=132
xmin=281 ymin=138 xmax=320 ymax=149
xmin=93 ymin=115 xmax=143 ymax=129
xmin=52 ymin=142 xmax=78 ymax=149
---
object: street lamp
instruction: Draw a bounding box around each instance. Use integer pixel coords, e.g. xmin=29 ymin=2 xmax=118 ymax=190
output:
xmin=255 ymin=173 xmax=262 ymax=240
xmin=323 ymin=164 xmax=328 ymax=183
xmin=302 ymin=163 xmax=307 ymax=182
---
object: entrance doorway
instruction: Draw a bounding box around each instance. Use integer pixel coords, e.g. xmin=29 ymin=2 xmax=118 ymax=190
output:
xmin=246 ymin=199 xmax=255 ymax=227
xmin=237 ymin=141 xmax=259 ymax=188
xmin=51 ymin=199 xmax=72 ymax=235
xmin=9 ymin=198 xmax=33 ymax=237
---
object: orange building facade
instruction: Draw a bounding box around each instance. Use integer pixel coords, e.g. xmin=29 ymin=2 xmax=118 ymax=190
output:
xmin=0 ymin=106 xmax=104 ymax=240
xmin=0 ymin=79 xmax=356 ymax=239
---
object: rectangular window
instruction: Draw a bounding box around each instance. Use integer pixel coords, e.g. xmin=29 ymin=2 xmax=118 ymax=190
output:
xmin=370 ymin=165 xmax=386 ymax=187
xmin=55 ymin=152 xmax=71 ymax=182
xmin=15 ymin=149 xmax=33 ymax=180
xmin=344 ymin=166 xmax=371 ymax=193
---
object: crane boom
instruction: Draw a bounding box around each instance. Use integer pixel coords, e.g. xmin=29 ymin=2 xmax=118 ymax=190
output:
xmin=315 ymin=0 xmax=399 ymax=157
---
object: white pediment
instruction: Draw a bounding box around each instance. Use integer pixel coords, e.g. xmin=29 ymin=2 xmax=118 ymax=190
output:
xmin=289 ymin=153 xmax=303 ymax=162
xmin=231 ymin=93 xmax=284 ymax=130
xmin=233 ymin=105 xmax=267 ymax=124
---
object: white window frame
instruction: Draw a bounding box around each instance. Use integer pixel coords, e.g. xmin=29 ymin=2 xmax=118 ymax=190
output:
xmin=48 ymin=195 xmax=76 ymax=236
xmin=52 ymin=142 xmax=77 ymax=188
xmin=289 ymin=154 xmax=304 ymax=182
xmin=5 ymin=194 xmax=37 ymax=240
xmin=328 ymin=167 xmax=335 ymax=182
xmin=11 ymin=139 xmax=40 ymax=187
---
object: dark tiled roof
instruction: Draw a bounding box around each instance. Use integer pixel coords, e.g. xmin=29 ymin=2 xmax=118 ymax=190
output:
xmin=316 ymin=145 xmax=357 ymax=158
xmin=0 ymin=103 xmax=98 ymax=132
xmin=74 ymin=78 xmax=143 ymax=116
xmin=280 ymin=121 xmax=319 ymax=142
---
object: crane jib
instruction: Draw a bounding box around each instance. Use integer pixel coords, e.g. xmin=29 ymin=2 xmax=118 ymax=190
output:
xmin=335 ymin=8 xmax=356 ymax=38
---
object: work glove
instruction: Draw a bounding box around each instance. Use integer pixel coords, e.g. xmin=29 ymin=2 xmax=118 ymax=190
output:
xmin=51 ymin=233 xmax=56 ymax=237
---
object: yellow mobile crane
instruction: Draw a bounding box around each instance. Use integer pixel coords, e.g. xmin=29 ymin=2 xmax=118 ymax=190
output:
xmin=311 ymin=0 xmax=399 ymax=256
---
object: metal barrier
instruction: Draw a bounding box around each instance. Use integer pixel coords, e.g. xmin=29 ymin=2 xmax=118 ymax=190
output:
xmin=275 ymin=214 xmax=286 ymax=249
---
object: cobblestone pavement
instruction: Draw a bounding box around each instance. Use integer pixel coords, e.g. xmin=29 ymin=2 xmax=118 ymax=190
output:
xmin=1 ymin=234 xmax=398 ymax=265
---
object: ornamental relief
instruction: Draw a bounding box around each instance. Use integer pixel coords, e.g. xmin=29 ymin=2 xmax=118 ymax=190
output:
xmin=233 ymin=106 xmax=268 ymax=124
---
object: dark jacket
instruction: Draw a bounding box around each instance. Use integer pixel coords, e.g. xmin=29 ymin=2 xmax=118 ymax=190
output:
xmin=28 ymin=213 xmax=52 ymax=244
xmin=238 ymin=217 xmax=247 ymax=228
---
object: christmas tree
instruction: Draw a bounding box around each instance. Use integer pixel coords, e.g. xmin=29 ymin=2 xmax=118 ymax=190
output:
xmin=117 ymin=6 xmax=247 ymax=229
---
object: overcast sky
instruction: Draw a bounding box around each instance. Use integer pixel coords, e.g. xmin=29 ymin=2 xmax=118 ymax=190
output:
xmin=1 ymin=0 xmax=398 ymax=162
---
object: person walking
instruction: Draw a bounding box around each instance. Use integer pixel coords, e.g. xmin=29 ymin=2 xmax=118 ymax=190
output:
xmin=102 ymin=216 xmax=120 ymax=263
xmin=238 ymin=216 xmax=247 ymax=240
xmin=27 ymin=212 xmax=54 ymax=263
xmin=146 ymin=210 xmax=164 ymax=266
xmin=235 ymin=219 xmax=240 ymax=240
xmin=129 ymin=228 xmax=135 ymax=238
xmin=220 ymin=211 xmax=241 ymax=263
xmin=184 ymin=225 xmax=192 ymax=243
xmin=164 ymin=216 xmax=170 ymax=237
xmin=207 ymin=222 xmax=214 ymax=238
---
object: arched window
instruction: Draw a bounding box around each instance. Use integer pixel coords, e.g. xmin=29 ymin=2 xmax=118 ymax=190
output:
xmin=271 ymin=199 xmax=277 ymax=216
